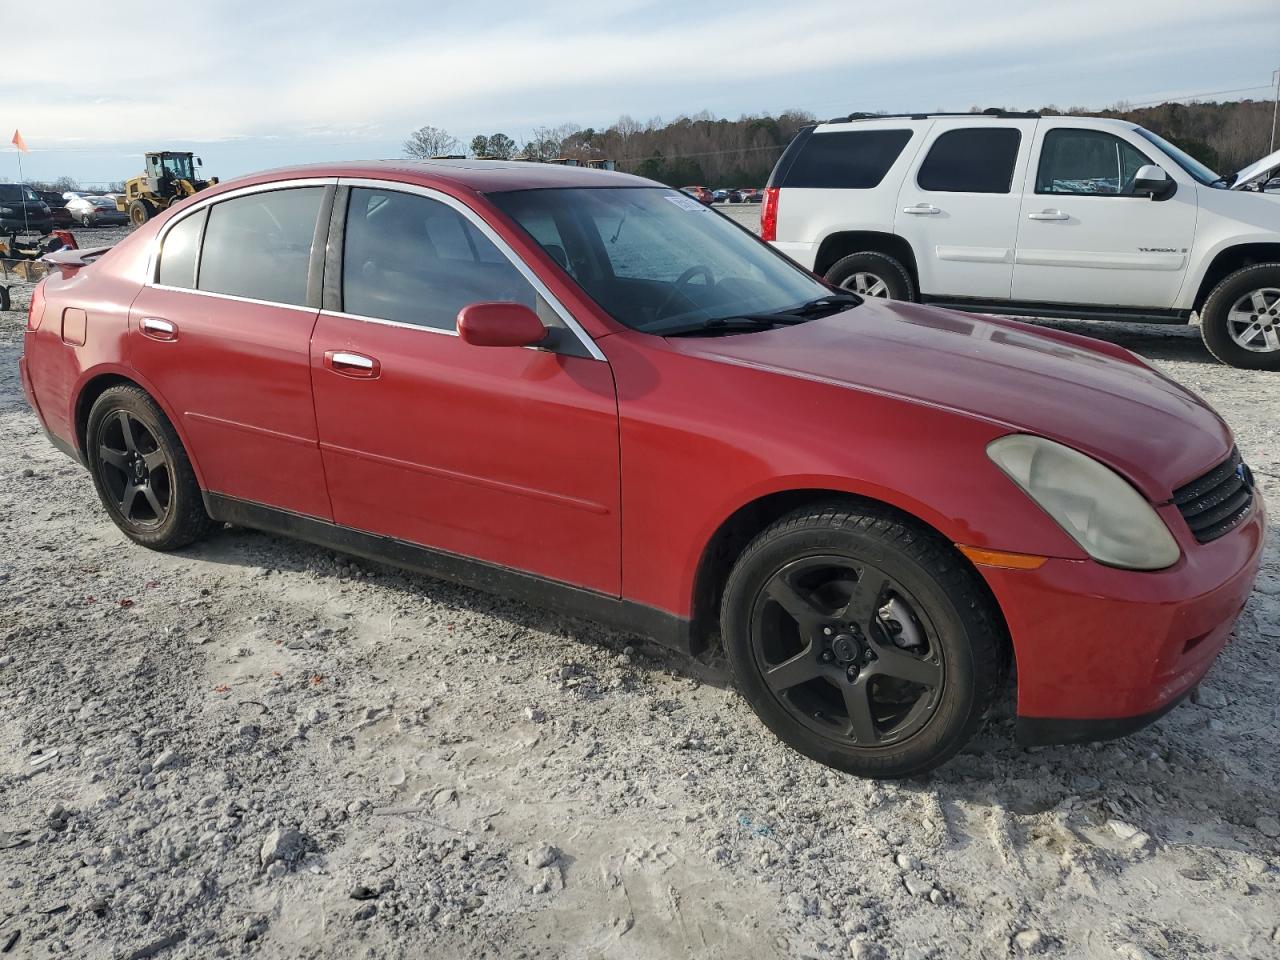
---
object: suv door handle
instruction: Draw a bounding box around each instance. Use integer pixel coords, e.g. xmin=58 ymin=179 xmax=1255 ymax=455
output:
xmin=1028 ymin=209 xmax=1070 ymax=221
xmin=139 ymin=317 xmax=177 ymax=341
xmin=903 ymin=204 xmax=940 ymax=215
xmin=324 ymin=350 xmax=381 ymax=379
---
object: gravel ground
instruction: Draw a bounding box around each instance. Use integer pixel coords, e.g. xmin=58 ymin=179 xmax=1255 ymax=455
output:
xmin=1 ymin=225 xmax=1278 ymax=960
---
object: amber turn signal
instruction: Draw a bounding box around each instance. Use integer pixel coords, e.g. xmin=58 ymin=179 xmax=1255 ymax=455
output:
xmin=956 ymin=545 xmax=1048 ymax=570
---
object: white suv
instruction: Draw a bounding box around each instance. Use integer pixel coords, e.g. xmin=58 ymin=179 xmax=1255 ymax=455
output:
xmin=761 ymin=110 xmax=1280 ymax=369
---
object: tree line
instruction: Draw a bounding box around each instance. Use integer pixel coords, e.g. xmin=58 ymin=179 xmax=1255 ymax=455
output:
xmin=406 ymin=98 xmax=1276 ymax=188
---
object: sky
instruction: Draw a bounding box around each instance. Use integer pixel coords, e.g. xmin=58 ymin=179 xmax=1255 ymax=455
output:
xmin=6 ymin=0 xmax=1279 ymax=187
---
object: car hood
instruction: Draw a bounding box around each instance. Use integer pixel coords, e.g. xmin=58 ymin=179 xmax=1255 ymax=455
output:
xmin=678 ymin=300 xmax=1232 ymax=501
xmin=1231 ymin=147 xmax=1280 ymax=189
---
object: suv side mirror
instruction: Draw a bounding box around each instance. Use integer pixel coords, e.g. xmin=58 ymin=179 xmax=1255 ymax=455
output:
xmin=1133 ymin=164 xmax=1176 ymax=201
xmin=457 ymin=302 xmax=547 ymax=348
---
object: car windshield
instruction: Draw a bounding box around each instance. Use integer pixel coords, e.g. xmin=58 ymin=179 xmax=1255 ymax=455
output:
xmin=162 ymin=155 xmax=194 ymax=179
xmin=488 ymin=186 xmax=836 ymax=334
xmin=1134 ymin=127 xmax=1222 ymax=186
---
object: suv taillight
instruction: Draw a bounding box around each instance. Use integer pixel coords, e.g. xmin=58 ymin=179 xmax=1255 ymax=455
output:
xmin=26 ymin=279 xmax=46 ymax=331
xmin=760 ymin=187 xmax=779 ymax=242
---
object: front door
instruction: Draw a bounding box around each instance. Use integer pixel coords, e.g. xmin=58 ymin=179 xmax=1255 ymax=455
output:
xmin=1012 ymin=125 xmax=1198 ymax=307
xmin=309 ymin=184 xmax=621 ymax=595
xmin=894 ymin=118 xmax=1039 ymax=299
xmin=129 ymin=183 xmax=334 ymax=520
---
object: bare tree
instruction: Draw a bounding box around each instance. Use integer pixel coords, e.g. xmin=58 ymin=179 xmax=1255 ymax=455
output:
xmin=404 ymin=125 xmax=460 ymax=159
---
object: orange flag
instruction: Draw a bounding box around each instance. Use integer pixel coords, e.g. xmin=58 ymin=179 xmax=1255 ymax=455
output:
xmin=11 ymin=129 xmax=28 ymax=153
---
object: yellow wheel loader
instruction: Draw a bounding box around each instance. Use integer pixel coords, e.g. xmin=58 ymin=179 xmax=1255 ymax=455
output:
xmin=116 ymin=151 xmax=218 ymax=227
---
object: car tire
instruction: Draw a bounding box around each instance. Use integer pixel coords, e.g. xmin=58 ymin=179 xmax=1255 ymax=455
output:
xmin=86 ymin=385 xmax=216 ymax=551
xmin=721 ymin=501 xmax=1008 ymax=778
xmin=128 ymin=199 xmax=156 ymax=228
xmin=824 ymin=252 xmax=915 ymax=301
xmin=1200 ymin=263 xmax=1280 ymax=370
xmin=80 ymin=215 xmax=92 ymax=227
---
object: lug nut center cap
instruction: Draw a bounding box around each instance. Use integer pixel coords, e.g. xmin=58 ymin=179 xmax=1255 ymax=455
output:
xmin=832 ymin=634 xmax=859 ymax=664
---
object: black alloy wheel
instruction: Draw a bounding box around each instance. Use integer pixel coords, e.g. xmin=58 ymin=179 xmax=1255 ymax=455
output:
xmin=97 ymin=410 xmax=173 ymax=528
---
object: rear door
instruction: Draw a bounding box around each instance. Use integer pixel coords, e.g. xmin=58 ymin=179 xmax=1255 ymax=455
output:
xmin=128 ymin=181 xmax=335 ymax=519
xmin=894 ymin=119 xmax=1038 ymax=299
xmin=309 ymin=182 xmax=621 ymax=594
xmin=1011 ymin=124 xmax=1198 ymax=307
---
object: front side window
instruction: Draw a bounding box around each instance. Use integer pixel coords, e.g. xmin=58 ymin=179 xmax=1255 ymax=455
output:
xmin=1036 ymin=129 xmax=1152 ymax=195
xmin=782 ymin=129 xmax=913 ymax=189
xmin=198 ymin=187 xmax=323 ymax=306
xmin=157 ymin=208 xmax=205 ymax=289
xmin=341 ymin=188 xmax=535 ymax=329
xmin=917 ymin=128 xmax=1022 ymax=194
xmin=489 ymin=187 xmax=833 ymax=333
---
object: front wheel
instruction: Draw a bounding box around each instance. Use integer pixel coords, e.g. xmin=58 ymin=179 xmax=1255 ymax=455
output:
xmin=721 ymin=502 xmax=1008 ymax=778
xmin=1200 ymin=264 xmax=1280 ymax=370
xmin=128 ymin=199 xmax=156 ymax=227
xmin=824 ymin=252 xmax=915 ymax=301
xmin=80 ymin=214 xmax=92 ymax=227
xmin=86 ymin=385 xmax=216 ymax=550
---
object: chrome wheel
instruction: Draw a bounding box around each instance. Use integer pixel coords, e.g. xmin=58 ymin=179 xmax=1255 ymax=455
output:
xmin=750 ymin=555 xmax=944 ymax=747
xmin=841 ymin=272 xmax=890 ymax=298
xmin=1226 ymin=287 xmax=1280 ymax=352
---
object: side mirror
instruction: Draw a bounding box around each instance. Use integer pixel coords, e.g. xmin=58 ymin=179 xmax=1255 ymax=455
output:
xmin=457 ymin=302 xmax=547 ymax=348
xmin=1133 ymin=164 xmax=1175 ymax=200
xmin=195 ymin=157 xmax=203 ymax=166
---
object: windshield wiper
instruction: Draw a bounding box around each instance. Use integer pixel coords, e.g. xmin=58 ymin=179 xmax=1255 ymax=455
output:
xmin=782 ymin=293 xmax=862 ymax=316
xmin=659 ymin=316 xmax=784 ymax=337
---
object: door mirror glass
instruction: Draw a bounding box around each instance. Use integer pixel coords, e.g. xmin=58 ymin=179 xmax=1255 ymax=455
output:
xmin=1133 ymin=164 xmax=1175 ymax=200
xmin=457 ymin=302 xmax=547 ymax=348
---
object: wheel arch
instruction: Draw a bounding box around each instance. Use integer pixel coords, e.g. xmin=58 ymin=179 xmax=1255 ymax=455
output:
xmin=688 ymin=487 xmax=1012 ymax=664
xmin=1191 ymin=242 xmax=1280 ymax=313
xmin=813 ymin=231 xmax=919 ymax=289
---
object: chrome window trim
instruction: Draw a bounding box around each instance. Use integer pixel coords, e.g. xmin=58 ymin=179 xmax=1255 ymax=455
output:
xmin=337 ymin=177 xmax=606 ymax=361
xmin=148 ymin=283 xmax=321 ymax=315
xmin=319 ymin=308 xmax=458 ymax=337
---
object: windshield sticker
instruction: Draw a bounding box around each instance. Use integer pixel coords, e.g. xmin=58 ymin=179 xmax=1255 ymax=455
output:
xmin=665 ymin=193 xmax=708 ymax=212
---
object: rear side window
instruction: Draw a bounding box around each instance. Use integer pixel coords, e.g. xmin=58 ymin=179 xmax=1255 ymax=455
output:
xmin=157 ymin=209 xmax=205 ymax=289
xmin=917 ymin=128 xmax=1022 ymax=193
xmin=198 ymin=187 xmax=323 ymax=306
xmin=782 ymin=130 xmax=912 ymax=188
xmin=342 ymin=187 xmax=535 ymax=330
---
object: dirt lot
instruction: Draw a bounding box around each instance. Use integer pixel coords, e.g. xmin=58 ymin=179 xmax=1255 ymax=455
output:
xmin=1 ymin=226 xmax=1278 ymax=959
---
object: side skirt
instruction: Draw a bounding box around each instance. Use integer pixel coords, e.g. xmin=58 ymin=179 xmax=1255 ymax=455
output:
xmin=922 ymin=296 xmax=1192 ymax=325
xmin=202 ymin=492 xmax=698 ymax=656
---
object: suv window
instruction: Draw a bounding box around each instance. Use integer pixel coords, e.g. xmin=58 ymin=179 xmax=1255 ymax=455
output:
xmin=157 ymin=208 xmax=206 ymax=289
xmin=198 ymin=187 xmax=323 ymax=306
xmin=342 ymin=187 xmax=535 ymax=329
xmin=917 ymin=128 xmax=1021 ymax=193
xmin=783 ymin=130 xmax=912 ymax=189
xmin=1036 ymin=129 xmax=1152 ymax=195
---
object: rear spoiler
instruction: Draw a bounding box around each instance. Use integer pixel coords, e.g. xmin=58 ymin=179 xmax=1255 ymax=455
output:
xmin=41 ymin=245 xmax=112 ymax=278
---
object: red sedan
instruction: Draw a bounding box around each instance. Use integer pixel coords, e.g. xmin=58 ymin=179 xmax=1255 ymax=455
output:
xmin=19 ymin=161 xmax=1265 ymax=777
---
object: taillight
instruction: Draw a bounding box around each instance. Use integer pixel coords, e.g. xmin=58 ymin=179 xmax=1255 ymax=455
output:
xmin=26 ymin=279 xmax=46 ymax=331
xmin=760 ymin=187 xmax=779 ymax=242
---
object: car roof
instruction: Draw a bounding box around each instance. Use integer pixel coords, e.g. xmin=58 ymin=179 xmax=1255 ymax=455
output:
xmin=813 ymin=114 xmax=1138 ymax=134
xmin=210 ymin=158 xmax=656 ymax=195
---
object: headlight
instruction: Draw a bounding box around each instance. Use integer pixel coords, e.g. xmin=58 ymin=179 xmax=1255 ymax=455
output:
xmin=987 ymin=435 xmax=1180 ymax=570
xmin=0 ymin=207 xmax=12 ymax=215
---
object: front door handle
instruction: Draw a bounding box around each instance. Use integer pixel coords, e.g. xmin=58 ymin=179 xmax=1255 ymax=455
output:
xmin=139 ymin=317 xmax=177 ymax=341
xmin=324 ymin=350 xmax=381 ymax=379
xmin=1027 ymin=209 xmax=1070 ymax=221
xmin=903 ymin=203 xmax=941 ymax=215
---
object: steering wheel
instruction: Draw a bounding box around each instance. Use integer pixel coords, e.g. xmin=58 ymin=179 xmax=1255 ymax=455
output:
xmin=655 ymin=265 xmax=714 ymax=321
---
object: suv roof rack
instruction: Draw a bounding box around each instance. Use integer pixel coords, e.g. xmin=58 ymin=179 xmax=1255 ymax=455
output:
xmin=826 ymin=108 xmax=1041 ymax=123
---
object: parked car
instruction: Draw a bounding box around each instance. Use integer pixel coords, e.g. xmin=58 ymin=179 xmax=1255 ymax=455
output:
xmin=743 ymin=188 xmax=763 ymax=203
xmin=0 ymin=183 xmax=52 ymax=235
xmin=65 ymin=195 xmax=129 ymax=227
xmin=21 ymin=161 xmax=1264 ymax=777
xmin=712 ymin=189 xmax=730 ymax=203
xmin=681 ymin=185 xmax=714 ymax=205
xmin=763 ymin=111 xmax=1280 ymax=369
xmin=36 ymin=191 xmax=73 ymax=229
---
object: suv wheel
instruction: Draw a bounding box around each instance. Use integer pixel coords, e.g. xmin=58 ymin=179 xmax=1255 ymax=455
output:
xmin=825 ymin=252 xmax=915 ymax=301
xmin=86 ymin=385 xmax=216 ymax=550
xmin=1200 ymin=264 xmax=1280 ymax=370
xmin=721 ymin=502 xmax=1007 ymax=778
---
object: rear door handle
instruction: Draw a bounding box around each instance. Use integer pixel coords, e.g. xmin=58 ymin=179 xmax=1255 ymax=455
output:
xmin=139 ymin=317 xmax=177 ymax=341
xmin=1028 ymin=209 xmax=1070 ymax=221
xmin=324 ymin=350 xmax=381 ymax=379
xmin=903 ymin=204 xmax=941 ymax=215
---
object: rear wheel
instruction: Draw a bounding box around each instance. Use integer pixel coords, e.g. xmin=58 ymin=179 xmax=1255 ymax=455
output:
xmin=824 ymin=252 xmax=914 ymax=301
xmin=86 ymin=385 xmax=215 ymax=550
xmin=721 ymin=502 xmax=1007 ymax=778
xmin=79 ymin=214 xmax=92 ymax=227
xmin=1200 ymin=264 xmax=1280 ymax=370
xmin=128 ymin=199 xmax=156 ymax=228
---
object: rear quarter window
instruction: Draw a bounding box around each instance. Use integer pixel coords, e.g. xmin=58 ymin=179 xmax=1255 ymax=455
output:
xmin=781 ymin=130 xmax=912 ymax=189
xmin=917 ymin=128 xmax=1022 ymax=194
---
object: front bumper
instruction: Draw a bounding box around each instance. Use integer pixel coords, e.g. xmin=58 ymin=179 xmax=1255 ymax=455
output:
xmin=977 ymin=493 xmax=1266 ymax=744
